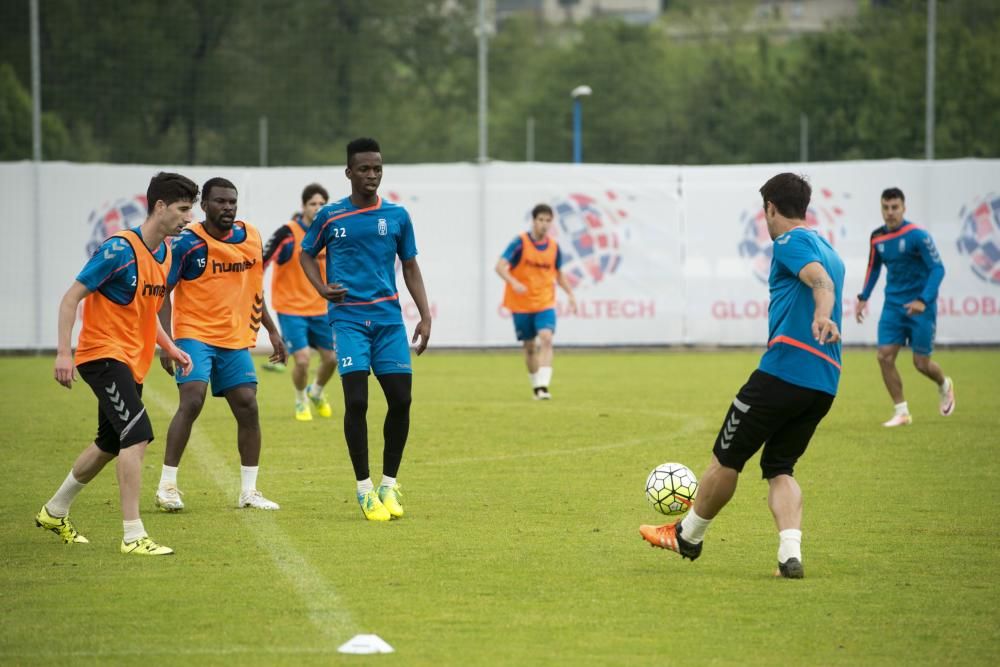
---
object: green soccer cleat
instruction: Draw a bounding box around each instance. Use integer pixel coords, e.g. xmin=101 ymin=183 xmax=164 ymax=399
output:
xmin=377 ymin=483 xmax=404 ymax=518
xmin=358 ymin=489 xmax=392 ymax=521
xmin=261 ymin=360 xmax=286 ymax=373
xmin=35 ymin=505 xmax=89 ymax=544
xmin=307 ymin=385 xmax=333 ymax=418
xmin=120 ymin=536 xmax=174 ymax=556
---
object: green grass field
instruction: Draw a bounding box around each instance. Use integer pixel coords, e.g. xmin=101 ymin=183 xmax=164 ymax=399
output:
xmin=2 ymin=349 xmax=998 ymax=665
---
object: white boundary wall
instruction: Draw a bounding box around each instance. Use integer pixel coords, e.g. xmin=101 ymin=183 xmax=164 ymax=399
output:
xmin=1 ymin=159 xmax=998 ymax=349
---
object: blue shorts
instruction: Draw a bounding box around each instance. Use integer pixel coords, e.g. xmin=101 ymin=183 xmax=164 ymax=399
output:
xmin=512 ymin=308 xmax=556 ymax=341
xmin=175 ymin=339 xmax=257 ymax=396
xmin=877 ymin=302 xmax=937 ymax=355
xmin=277 ymin=313 xmax=335 ymax=355
xmin=333 ymin=320 xmax=411 ymax=377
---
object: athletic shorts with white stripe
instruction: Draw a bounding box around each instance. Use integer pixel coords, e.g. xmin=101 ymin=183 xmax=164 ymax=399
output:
xmin=712 ymin=369 xmax=835 ymax=479
xmin=77 ymin=359 xmax=154 ymax=454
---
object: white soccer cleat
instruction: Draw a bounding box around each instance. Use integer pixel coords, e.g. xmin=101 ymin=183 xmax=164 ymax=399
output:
xmin=238 ymin=489 xmax=280 ymax=510
xmin=154 ymin=484 xmax=185 ymax=512
xmin=939 ymin=377 xmax=955 ymax=416
xmin=882 ymin=413 xmax=913 ymax=427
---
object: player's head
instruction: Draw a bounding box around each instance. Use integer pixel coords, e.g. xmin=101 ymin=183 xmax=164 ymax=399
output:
xmin=201 ymin=177 xmax=238 ymax=231
xmin=880 ymin=187 xmax=906 ymax=230
xmin=760 ymin=172 xmax=811 ymax=239
xmin=301 ymin=182 xmax=329 ymax=222
xmin=530 ymin=203 xmax=554 ymax=239
xmin=146 ymin=172 xmax=198 ymax=235
xmin=345 ymin=137 xmax=383 ymax=198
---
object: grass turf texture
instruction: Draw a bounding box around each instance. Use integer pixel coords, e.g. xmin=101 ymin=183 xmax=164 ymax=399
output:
xmin=1 ymin=349 xmax=998 ymax=665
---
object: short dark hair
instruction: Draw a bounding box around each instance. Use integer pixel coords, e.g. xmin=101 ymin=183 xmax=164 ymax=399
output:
xmin=146 ymin=172 xmax=198 ymax=214
xmin=202 ymin=177 xmax=237 ymax=202
xmin=759 ymin=172 xmax=811 ymax=220
xmin=881 ymin=187 xmax=905 ymax=202
xmin=347 ymin=137 xmax=381 ymax=166
xmin=301 ymin=182 xmax=329 ymax=205
xmin=531 ymin=203 xmax=553 ymax=219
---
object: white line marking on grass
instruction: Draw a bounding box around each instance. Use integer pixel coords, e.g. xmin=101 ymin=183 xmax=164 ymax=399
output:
xmin=144 ymin=388 xmax=358 ymax=647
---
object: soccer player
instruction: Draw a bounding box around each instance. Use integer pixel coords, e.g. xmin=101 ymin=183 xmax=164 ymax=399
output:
xmin=263 ymin=183 xmax=338 ymax=421
xmin=856 ymin=187 xmax=954 ymax=427
xmin=37 ymin=172 xmax=197 ymax=556
xmin=495 ymin=203 xmax=577 ymax=400
xmin=640 ymin=173 xmax=844 ymax=579
xmin=154 ymin=177 xmax=287 ymax=512
xmin=300 ymin=137 xmax=432 ymax=522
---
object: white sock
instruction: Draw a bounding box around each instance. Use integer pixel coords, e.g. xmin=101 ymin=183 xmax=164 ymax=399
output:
xmin=537 ymin=366 xmax=553 ymax=388
xmin=529 ymin=372 xmax=540 ymax=388
xmin=159 ymin=465 xmax=178 ymax=488
xmin=680 ymin=509 xmax=712 ymax=544
xmin=123 ymin=519 xmax=147 ymax=543
xmin=939 ymin=377 xmax=951 ymax=394
xmin=295 ymin=388 xmax=306 ymax=403
xmin=240 ymin=465 xmax=259 ymax=493
xmin=894 ymin=401 xmax=909 ymax=416
xmin=357 ymin=478 xmax=374 ymax=494
xmin=46 ymin=471 xmax=86 ymax=517
xmin=380 ymin=475 xmax=396 ymax=489
xmin=308 ymin=381 xmax=324 ymax=399
xmin=778 ymin=528 xmax=803 ymax=563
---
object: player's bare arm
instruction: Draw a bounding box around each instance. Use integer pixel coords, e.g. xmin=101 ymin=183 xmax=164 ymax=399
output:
xmin=401 ymin=257 xmax=432 ymax=355
xmin=299 ymin=252 xmax=347 ymax=303
xmin=158 ymin=283 xmax=178 ymax=375
xmin=54 ymin=281 xmax=91 ymax=389
xmin=495 ymin=258 xmax=527 ymax=294
xmin=556 ymin=271 xmax=578 ymax=314
xmin=798 ymin=261 xmax=840 ymax=345
xmin=260 ymin=301 xmax=288 ymax=364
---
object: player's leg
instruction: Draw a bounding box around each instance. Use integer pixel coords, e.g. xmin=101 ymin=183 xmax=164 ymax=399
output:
xmin=278 ymin=313 xmax=313 ymax=420
xmin=305 ymin=316 xmax=337 ymax=418
xmin=513 ymin=313 xmax=541 ymax=398
xmin=370 ymin=323 xmax=413 ymax=518
xmin=877 ymin=306 xmax=911 ymax=425
xmin=337 ymin=321 xmax=389 ymax=520
xmin=910 ymin=312 xmax=954 ymax=416
xmin=760 ymin=388 xmax=834 ymax=578
xmin=533 ymin=309 xmax=557 ymax=399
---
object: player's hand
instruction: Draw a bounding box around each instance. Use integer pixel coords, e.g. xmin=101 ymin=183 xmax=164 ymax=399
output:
xmin=166 ymin=345 xmax=194 ymax=377
xmin=812 ymin=317 xmax=840 ymax=345
xmin=411 ymin=317 xmax=431 ymax=356
xmin=511 ymin=279 xmax=528 ymax=294
xmin=904 ymin=299 xmax=926 ymax=316
xmin=269 ymin=330 xmax=288 ymax=364
xmin=54 ymin=351 xmax=75 ymax=389
xmin=855 ymin=299 xmax=867 ymax=324
xmin=160 ymin=351 xmax=176 ymax=376
xmin=321 ymin=282 xmax=348 ymax=303
xmin=567 ymin=295 xmax=578 ymax=315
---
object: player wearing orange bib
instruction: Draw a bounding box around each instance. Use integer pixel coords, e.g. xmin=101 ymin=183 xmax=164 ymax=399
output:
xmin=496 ymin=204 xmax=577 ymax=400
xmin=263 ymin=183 xmax=338 ymax=421
xmin=155 ymin=177 xmax=287 ymax=512
xmin=37 ymin=172 xmax=197 ymax=556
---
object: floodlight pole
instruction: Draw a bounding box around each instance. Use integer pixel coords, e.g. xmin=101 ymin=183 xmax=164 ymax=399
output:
xmin=925 ymin=0 xmax=936 ymax=160
xmin=571 ymin=85 xmax=592 ymax=164
xmin=31 ymin=0 xmax=43 ymax=348
xmin=477 ymin=0 xmax=489 ymax=163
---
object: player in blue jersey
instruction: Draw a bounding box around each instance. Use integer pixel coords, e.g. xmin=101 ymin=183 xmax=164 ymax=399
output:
xmin=856 ymin=187 xmax=954 ymax=427
xmin=641 ymin=173 xmax=844 ymax=579
xmin=300 ymin=137 xmax=432 ymax=522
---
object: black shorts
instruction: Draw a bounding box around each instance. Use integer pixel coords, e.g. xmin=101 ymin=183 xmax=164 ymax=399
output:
xmin=712 ymin=369 xmax=834 ymax=479
xmin=77 ymin=359 xmax=154 ymax=454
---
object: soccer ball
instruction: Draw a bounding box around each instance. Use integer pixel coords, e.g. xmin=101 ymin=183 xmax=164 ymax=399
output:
xmin=645 ymin=462 xmax=698 ymax=516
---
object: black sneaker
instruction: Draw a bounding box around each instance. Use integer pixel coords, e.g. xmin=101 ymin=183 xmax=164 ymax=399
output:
xmin=776 ymin=557 xmax=804 ymax=579
xmin=639 ymin=520 xmax=703 ymax=561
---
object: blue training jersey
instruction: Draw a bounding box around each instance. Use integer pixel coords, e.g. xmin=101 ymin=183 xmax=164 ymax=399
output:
xmin=167 ymin=223 xmax=249 ymax=287
xmin=301 ymin=195 xmax=418 ymax=325
xmin=857 ymin=221 xmax=944 ymax=308
xmin=76 ymin=227 xmax=168 ymax=304
xmin=502 ymin=235 xmax=564 ymax=270
xmin=758 ymin=227 xmax=845 ymax=396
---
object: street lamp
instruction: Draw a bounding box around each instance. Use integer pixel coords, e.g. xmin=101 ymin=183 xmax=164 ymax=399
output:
xmin=571 ymin=85 xmax=592 ymax=164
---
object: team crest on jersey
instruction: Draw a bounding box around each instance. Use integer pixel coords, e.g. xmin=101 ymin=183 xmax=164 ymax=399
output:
xmin=85 ymin=194 xmax=148 ymax=256
xmin=546 ymin=191 xmax=631 ymax=289
xmin=738 ymin=187 xmax=848 ymax=284
xmin=378 ymin=218 xmax=388 ymax=236
xmin=899 ymin=238 xmax=906 ymax=253
xmin=878 ymin=242 xmax=885 ymax=253
xmin=956 ymin=192 xmax=1000 ymax=285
